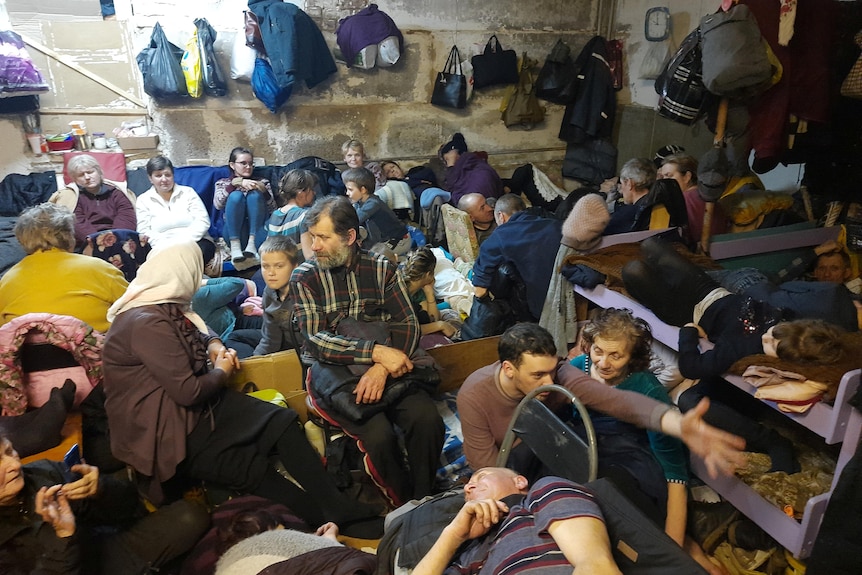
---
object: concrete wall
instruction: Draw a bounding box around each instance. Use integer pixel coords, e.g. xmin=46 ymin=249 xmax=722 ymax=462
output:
xmin=0 ymin=0 xmax=799 ymax=190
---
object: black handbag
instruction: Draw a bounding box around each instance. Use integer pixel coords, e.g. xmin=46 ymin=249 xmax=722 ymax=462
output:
xmin=431 ymin=45 xmax=468 ymax=109
xmin=471 ymin=35 xmax=519 ymax=89
xmin=654 ymin=28 xmax=709 ymax=125
xmin=195 ymin=18 xmax=227 ymax=97
xmin=536 ymin=39 xmax=578 ymax=104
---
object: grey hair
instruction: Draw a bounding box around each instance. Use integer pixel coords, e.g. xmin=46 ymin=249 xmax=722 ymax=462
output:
xmin=66 ymin=154 xmax=103 ymax=178
xmin=620 ymin=158 xmax=656 ymax=190
xmin=15 ymin=202 xmax=76 ymax=254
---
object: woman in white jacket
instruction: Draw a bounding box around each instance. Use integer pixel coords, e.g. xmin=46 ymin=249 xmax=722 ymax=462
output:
xmin=136 ymin=155 xmax=216 ymax=264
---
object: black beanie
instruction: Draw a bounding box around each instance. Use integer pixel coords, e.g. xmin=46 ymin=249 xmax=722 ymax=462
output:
xmin=439 ymin=132 xmax=468 ymax=157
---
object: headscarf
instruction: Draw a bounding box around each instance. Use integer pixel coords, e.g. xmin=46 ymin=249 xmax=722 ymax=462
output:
xmin=107 ymin=241 xmax=209 ymax=334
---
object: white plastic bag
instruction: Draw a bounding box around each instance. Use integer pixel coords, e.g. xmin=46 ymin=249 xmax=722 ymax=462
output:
xmin=376 ymin=35 xmax=400 ymax=67
xmin=230 ymin=28 xmax=257 ymax=81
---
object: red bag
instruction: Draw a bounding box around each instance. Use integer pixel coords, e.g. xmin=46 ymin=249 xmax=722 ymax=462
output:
xmin=244 ymin=10 xmax=267 ymax=56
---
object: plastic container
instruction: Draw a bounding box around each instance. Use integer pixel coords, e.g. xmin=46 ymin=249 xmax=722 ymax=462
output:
xmin=26 ymin=133 xmax=42 ymax=154
xmin=46 ymin=135 xmax=74 ymax=152
xmin=92 ymin=133 xmax=107 ymax=150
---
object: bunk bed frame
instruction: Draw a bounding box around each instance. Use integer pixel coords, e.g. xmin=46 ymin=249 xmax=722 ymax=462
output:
xmin=573 ymin=224 xmax=859 ymax=558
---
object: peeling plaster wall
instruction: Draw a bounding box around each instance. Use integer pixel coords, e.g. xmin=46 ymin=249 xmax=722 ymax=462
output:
xmin=1 ymin=0 xmax=602 ymax=181
xmin=3 ymin=0 xmax=784 ymax=189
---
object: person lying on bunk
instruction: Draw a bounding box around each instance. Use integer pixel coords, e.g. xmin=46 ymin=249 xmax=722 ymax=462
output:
xmin=707 ymin=239 xmax=861 ymax=296
xmin=621 ymin=237 xmax=850 ymax=473
xmin=457 ymin=323 xmax=746 ymax=480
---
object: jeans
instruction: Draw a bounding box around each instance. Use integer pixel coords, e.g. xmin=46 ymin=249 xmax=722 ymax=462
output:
xmin=224 ymin=191 xmax=267 ymax=247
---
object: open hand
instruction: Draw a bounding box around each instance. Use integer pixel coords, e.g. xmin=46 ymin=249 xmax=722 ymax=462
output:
xmin=681 ymin=398 xmax=746 ymax=478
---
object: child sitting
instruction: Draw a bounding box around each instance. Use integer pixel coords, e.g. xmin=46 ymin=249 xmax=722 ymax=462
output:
xmin=343 ymin=167 xmax=411 ymax=256
xmin=253 ymin=236 xmax=301 ymax=356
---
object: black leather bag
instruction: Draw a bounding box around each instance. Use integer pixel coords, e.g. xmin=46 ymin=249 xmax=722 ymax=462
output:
xmin=471 ymin=35 xmax=519 ymax=89
xmin=310 ymin=362 xmax=441 ymax=423
xmin=536 ymin=39 xmax=578 ymax=104
xmin=460 ymin=295 xmax=515 ymax=341
xmin=431 ymin=45 xmax=468 ymax=109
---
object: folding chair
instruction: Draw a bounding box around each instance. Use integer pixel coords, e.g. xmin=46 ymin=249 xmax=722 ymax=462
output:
xmin=495 ymin=384 xmax=598 ymax=483
xmin=495 ymin=385 xmax=708 ymax=575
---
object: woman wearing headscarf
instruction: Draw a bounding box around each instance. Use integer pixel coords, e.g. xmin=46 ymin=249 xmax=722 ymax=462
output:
xmin=101 ymin=242 xmax=382 ymax=538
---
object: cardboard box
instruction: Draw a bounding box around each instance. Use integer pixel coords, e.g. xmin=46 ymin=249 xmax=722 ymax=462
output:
xmin=117 ymin=135 xmax=159 ymax=150
xmin=228 ymin=349 xmax=305 ymax=397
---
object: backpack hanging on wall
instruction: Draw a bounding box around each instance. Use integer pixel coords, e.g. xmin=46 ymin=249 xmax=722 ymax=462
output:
xmin=535 ymin=39 xmax=578 ymax=104
xmin=501 ymin=54 xmax=545 ymax=129
xmin=654 ymin=27 xmax=709 ymax=125
xmin=699 ymin=4 xmax=773 ymax=101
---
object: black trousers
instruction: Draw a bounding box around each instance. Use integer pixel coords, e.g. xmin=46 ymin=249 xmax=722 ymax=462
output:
xmin=325 ymin=390 xmax=445 ymax=507
xmin=621 ymin=237 xmax=718 ymax=327
xmin=89 ymin=498 xmax=210 ymax=575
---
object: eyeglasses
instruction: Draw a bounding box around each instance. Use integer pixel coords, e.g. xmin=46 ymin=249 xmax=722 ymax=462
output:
xmin=233 ymin=161 xmax=253 ymax=167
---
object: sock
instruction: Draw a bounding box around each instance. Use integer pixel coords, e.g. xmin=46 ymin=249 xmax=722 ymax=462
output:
xmin=0 ymin=380 xmax=75 ymax=458
xmin=229 ymin=239 xmax=245 ymax=261
xmin=244 ymin=236 xmax=258 ymax=257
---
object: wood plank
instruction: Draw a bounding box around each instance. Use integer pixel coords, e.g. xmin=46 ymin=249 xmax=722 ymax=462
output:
xmin=427 ymin=336 xmax=501 ymax=394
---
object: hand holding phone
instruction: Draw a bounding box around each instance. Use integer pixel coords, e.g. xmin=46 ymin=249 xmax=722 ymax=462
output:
xmin=59 ymin=444 xmax=100 ymax=501
xmin=61 ymin=444 xmax=82 ymax=483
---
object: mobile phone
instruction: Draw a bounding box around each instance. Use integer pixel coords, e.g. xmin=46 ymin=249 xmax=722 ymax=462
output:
xmin=61 ymin=444 xmax=82 ymax=482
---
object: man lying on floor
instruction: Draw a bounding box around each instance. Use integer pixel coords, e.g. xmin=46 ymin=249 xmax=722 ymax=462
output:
xmin=413 ymin=467 xmax=621 ymax=575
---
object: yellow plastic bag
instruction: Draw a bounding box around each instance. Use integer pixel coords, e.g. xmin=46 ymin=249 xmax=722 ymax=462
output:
xmin=181 ymin=29 xmax=202 ymax=98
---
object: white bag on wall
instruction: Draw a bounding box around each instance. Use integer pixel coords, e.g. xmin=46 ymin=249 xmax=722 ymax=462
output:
xmin=230 ymin=29 xmax=257 ymax=81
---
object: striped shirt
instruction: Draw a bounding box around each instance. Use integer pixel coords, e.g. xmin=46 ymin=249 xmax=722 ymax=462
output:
xmin=446 ymin=477 xmax=605 ymax=575
xmin=290 ymin=249 xmax=419 ymax=364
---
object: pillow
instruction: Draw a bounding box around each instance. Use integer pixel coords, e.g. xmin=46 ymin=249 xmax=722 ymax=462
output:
xmin=62 ymin=151 xmax=127 ymax=185
xmin=25 ymin=366 xmax=92 ymax=408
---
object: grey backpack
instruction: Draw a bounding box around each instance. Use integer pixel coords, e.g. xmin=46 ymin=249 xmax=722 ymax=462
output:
xmin=699 ymin=5 xmax=773 ymax=100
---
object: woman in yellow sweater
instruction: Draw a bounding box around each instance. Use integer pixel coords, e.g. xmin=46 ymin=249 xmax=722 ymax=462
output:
xmin=0 ymin=202 xmax=128 ymax=333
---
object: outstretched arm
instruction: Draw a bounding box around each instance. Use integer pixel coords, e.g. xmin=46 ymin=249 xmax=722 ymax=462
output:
xmin=660 ymin=398 xmax=746 ymax=477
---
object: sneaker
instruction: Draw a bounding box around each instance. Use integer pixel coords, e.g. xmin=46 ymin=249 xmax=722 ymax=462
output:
xmin=688 ymin=500 xmax=740 ymax=553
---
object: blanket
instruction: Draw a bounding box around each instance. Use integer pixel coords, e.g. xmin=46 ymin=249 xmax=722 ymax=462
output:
xmin=561 ymin=241 xmax=720 ymax=295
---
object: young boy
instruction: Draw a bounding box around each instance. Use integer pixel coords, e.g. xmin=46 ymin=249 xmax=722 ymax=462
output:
xmin=253 ymin=236 xmax=301 ymax=355
xmin=343 ymin=167 xmax=411 ymax=255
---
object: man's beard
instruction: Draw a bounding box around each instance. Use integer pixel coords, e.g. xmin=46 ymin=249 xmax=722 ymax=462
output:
xmin=315 ymin=242 xmax=351 ymax=269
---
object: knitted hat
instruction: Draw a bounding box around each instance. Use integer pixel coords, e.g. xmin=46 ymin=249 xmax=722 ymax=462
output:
xmin=561 ymin=193 xmax=610 ymax=251
xmin=654 ymin=144 xmax=685 ymax=167
xmin=439 ymin=132 xmax=468 ymax=157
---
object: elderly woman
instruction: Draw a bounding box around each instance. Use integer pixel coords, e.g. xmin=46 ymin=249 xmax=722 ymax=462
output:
xmin=214 ymin=147 xmax=274 ymax=264
xmin=135 ymin=155 xmax=216 ymax=265
xmin=101 ymin=241 xmax=382 ymax=538
xmin=267 ymin=168 xmax=317 ymax=258
xmin=0 ymin=203 xmax=127 ymax=333
xmin=0 ymin=434 xmax=209 ymax=574
xmin=49 ymin=154 xmax=137 ymax=251
xmin=439 ymin=132 xmax=503 ymax=207
xmin=569 ymin=308 xmax=688 ymax=545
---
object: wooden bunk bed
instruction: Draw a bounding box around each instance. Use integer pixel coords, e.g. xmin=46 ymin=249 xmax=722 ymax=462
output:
xmin=572 ymin=223 xmax=858 ymax=558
